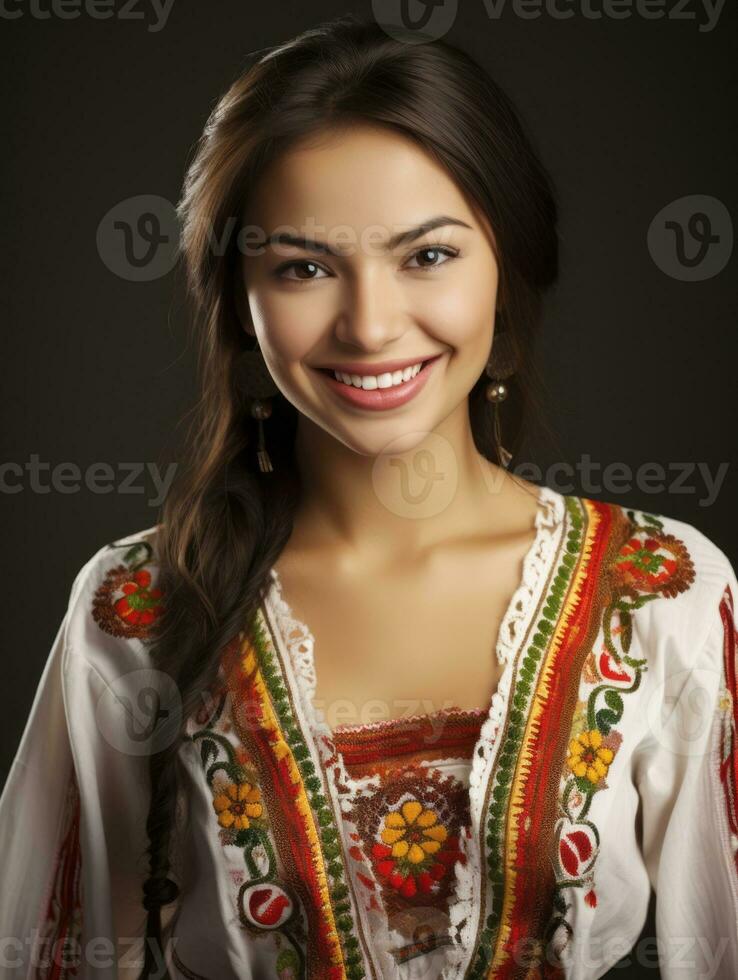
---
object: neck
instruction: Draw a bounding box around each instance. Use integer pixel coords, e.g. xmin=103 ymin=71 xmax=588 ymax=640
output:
xmin=288 ymin=400 xmax=536 ymax=568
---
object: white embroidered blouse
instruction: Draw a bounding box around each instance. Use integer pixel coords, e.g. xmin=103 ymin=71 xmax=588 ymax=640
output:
xmin=1 ymin=484 xmax=737 ymax=980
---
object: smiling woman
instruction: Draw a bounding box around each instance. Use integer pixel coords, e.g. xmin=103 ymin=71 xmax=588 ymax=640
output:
xmin=1 ymin=11 xmax=737 ymax=980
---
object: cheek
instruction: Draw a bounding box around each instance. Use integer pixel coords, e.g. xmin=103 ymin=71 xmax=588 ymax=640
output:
xmin=424 ymin=277 xmax=496 ymax=353
xmin=248 ymin=288 xmax=326 ymax=368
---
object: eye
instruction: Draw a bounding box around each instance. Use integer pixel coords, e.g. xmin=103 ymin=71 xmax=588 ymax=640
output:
xmin=275 ymin=260 xmax=331 ymax=282
xmin=404 ymin=245 xmax=459 ymax=270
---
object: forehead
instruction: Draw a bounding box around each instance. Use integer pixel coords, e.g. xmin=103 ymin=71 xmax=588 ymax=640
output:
xmin=245 ymin=123 xmax=485 ymax=241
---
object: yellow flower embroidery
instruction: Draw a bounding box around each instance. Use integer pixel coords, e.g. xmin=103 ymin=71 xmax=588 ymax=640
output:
xmin=566 ymin=729 xmax=614 ymax=785
xmin=212 ymin=779 xmax=263 ymax=830
xmin=380 ymin=799 xmax=448 ymax=864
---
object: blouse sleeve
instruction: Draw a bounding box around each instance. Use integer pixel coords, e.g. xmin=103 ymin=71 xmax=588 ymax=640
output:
xmin=633 ymin=561 xmax=738 ymax=979
xmin=0 ymin=536 xmax=172 ymax=980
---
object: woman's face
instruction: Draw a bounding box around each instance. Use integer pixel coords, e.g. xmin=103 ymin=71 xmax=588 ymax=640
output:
xmin=239 ymin=123 xmax=500 ymax=457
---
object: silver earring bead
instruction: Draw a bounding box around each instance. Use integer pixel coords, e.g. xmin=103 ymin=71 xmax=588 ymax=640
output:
xmin=483 ymin=322 xmax=514 ymax=468
xmin=235 ymin=346 xmax=279 ymax=474
xmin=250 ymin=399 xmax=272 ymax=421
xmin=485 ymin=380 xmax=508 ymax=403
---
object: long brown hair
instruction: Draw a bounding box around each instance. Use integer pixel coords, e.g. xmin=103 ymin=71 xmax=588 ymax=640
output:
xmin=138 ymin=13 xmax=558 ymax=977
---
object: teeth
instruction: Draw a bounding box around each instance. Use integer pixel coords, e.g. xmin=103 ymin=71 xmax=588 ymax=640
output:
xmin=333 ymin=362 xmax=423 ymax=389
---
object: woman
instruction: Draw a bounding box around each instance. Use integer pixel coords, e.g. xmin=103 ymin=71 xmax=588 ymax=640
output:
xmin=1 ymin=14 xmax=736 ymax=980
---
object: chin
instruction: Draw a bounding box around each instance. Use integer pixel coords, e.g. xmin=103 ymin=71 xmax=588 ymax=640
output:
xmin=335 ymin=424 xmax=441 ymax=459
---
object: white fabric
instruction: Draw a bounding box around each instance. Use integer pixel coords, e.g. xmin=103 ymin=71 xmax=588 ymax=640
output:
xmin=1 ymin=486 xmax=737 ymax=979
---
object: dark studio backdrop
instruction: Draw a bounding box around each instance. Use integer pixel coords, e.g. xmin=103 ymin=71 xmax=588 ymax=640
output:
xmin=2 ymin=2 xmax=736 ymax=976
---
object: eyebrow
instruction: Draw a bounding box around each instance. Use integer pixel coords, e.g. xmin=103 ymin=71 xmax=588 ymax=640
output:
xmin=258 ymin=215 xmax=473 ymax=255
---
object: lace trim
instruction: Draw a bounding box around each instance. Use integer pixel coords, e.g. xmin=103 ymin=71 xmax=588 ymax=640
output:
xmin=442 ymin=482 xmax=566 ymax=976
xmin=263 ymin=571 xmax=397 ymax=977
xmin=264 ymin=481 xmax=566 ymax=980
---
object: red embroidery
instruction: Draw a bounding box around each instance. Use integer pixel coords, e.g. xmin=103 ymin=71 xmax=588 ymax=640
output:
xmin=718 ymin=584 xmax=738 ymax=872
xmin=34 ymin=772 xmax=83 ymax=979
xmin=334 ymin=707 xmax=485 ymax=963
xmin=91 ymin=540 xmax=164 ymax=641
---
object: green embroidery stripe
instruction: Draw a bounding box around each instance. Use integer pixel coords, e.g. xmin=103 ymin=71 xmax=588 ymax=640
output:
xmin=468 ymin=496 xmax=585 ymax=979
xmin=251 ymin=609 xmax=367 ymax=980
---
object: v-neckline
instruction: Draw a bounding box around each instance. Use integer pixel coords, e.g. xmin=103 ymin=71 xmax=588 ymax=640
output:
xmin=258 ymin=481 xmax=567 ymax=977
xmin=265 ymin=480 xmax=564 ymax=738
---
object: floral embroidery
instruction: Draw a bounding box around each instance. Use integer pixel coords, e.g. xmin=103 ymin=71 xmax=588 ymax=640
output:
xmin=187 ymin=681 xmax=287 ymax=929
xmin=113 ymin=567 xmax=163 ymax=626
xmin=237 ymin=626 xmax=365 ymax=979
xmin=91 ymin=540 xmax=164 ymax=640
xmin=544 ymin=507 xmax=696 ymax=966
xmin=212 ymin=778 xmax=264 ymax=831
xmin=334 ymin=712 xmax=480 ymax=964
xmin=193 ymin=620 xmax=369 ymax=980
xmin=134 ymin=493 xmax=709 ymax=980
xmin=377 ymin=799 xmax=447 ymax=877
xmin=464 ymin=498 xmax=697 ymax=979
xmin=565 ymin=729 xmax=615 ymax=785
xmin=611 ymin=530 xmax=694 ymax=597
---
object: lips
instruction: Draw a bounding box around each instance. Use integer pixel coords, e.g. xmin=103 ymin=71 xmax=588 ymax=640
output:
xmin=313 ymin=353 xmax=443 ymax=412
xmin=316 ymin=354 xmax=443 ymax=377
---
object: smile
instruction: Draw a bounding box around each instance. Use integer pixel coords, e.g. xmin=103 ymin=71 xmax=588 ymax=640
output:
xmin=312 ymin=353 xmax=444 ymax=412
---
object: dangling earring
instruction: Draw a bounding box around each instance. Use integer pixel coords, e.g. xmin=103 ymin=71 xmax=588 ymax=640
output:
xmin=234 ymin=338 xmax=280 ymax=473
xmin=484 ymin=320 xmax=516 ymax=469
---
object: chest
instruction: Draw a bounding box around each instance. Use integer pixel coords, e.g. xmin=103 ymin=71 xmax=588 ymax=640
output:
xmin=271 ymin=540 xmax=532 ymax=729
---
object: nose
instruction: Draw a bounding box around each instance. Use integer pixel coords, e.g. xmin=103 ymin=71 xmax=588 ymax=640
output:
xmin=333 ymin=267 xmax=407 ymax=352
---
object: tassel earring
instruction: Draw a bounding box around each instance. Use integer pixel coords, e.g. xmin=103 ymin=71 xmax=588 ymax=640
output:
xmin=484 ymin=323 xmax=516 ymax=469
xmin=234 ymin=341 xmax=280 ymax=473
